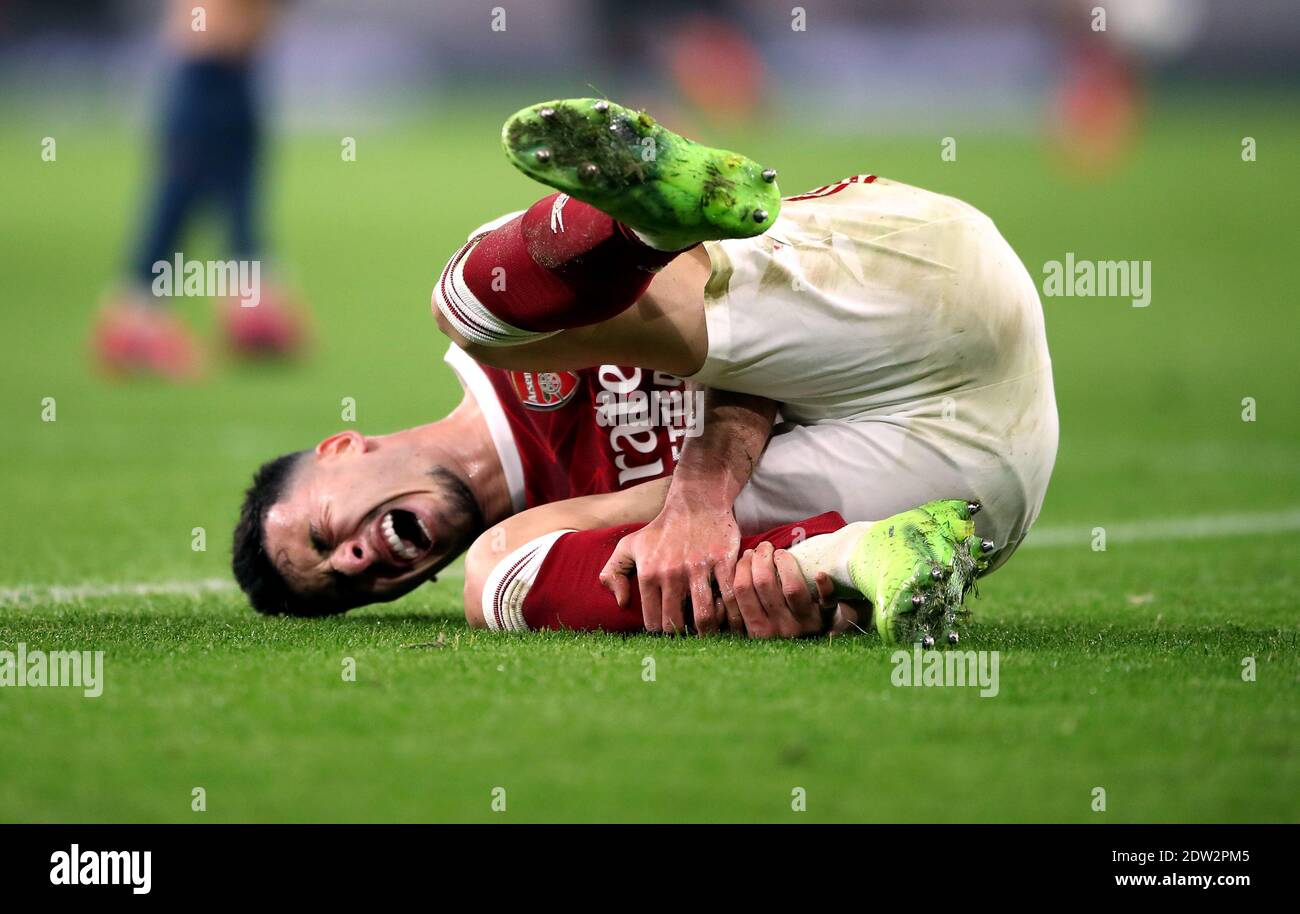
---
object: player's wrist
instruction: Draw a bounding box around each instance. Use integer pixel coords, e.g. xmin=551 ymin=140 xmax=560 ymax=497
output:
xmin=663 ymin=470 xmax=741 ymax=514
xmin=671 ymin=444 xmax=746 ymax=489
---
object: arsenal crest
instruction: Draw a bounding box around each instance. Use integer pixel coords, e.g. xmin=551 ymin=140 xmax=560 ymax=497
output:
xmin=508 ymin=370 xmax=580 ymax=410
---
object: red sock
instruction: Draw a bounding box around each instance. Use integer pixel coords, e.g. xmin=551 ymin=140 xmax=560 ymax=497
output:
xmin=439 ymin=194 xmax=679 ymax=340
xmin=517 ymin=513 xmax=847 ymax=633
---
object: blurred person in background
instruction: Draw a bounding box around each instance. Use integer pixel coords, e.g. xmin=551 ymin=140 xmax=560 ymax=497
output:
xmin=1048 ymin=0 xmax=1143 ymax=174
xmin=1046 ymin=0 xmax=1207 ymax=174
xmin=92 ymin=0 xmax=307 ymax=380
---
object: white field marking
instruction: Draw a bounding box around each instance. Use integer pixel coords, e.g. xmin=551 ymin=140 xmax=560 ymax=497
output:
xmin=1 ymin=510 xmax=1292 ymax=607
xmin=0 ymin=568 xmax=465 ymax=609
xmin=1020 ymin=507 xmax=1300 ymax=550
xmin=0 ymin=577 xmax=236 ymax=608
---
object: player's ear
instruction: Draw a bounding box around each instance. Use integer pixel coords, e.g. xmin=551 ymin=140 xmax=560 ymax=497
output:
xmin=314 ymin=430 xmax=368 ymax=460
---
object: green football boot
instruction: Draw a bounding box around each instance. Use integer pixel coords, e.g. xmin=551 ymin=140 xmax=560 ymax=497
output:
xmin=847 ymin=499 xmax=994 ymax=646
xmin=501 ymin=97 xmax=781 ymax=251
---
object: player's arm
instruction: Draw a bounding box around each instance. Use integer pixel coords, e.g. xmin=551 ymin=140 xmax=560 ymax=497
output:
xmin=599 ymin=386 xmax=778 ymax=635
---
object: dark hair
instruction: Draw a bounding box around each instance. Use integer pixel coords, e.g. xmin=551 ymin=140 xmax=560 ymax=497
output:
xmin=231 ymin=450 xmax=327 ymax=616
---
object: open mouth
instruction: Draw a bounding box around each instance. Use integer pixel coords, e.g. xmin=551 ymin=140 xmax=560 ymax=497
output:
xmin=379 ymin=508 xmax=433 ymax=563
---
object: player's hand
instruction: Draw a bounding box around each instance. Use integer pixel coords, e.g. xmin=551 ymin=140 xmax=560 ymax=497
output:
xmin=728 ymin=543 xmax=834 ymax=639
xmin=598 ymin=502 xmax=741 ymax=636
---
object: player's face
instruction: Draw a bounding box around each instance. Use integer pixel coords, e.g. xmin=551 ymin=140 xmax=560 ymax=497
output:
xmin=262 ymin=431 xmax=477 ymax=610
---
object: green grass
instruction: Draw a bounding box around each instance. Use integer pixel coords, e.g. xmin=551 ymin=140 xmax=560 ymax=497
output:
xmin=1 ymin=92 xmax=1298 ymax=822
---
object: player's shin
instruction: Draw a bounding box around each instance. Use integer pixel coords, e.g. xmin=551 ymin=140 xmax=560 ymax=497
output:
xmin=478 ymin=526 xmax=646 ymax=634
xmin=478 ymin=514 xmax=849 ymax=635
xmin=784 ymin=521 xmax=878 ymax=600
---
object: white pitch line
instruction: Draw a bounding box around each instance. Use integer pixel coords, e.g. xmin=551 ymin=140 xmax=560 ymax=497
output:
xmin=0 ymin=509 xmax=1295 ymax=607
xmin=1020 ymin=507 xmax=1300 ymax=549
xmin=0 ymin=568 xmax=465 ymax=609
xmin=0 ymin=577 xmax=237 ymax=608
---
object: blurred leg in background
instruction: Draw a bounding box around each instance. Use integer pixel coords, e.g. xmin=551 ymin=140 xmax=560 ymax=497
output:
xmin=94 ymin=0 xmax=306 ymax=380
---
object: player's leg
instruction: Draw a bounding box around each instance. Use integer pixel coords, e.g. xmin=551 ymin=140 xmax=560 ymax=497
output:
xmin=672 ymin=180 xmax=1058 ymax=632
xmin=435 ymin=192 xmax=676 ymax=341
xmin=208 ymin=67 xmax=308 ymax=359
xmin=444 ymin=249 xmax=711 ymax=382
xmin=785 ymin=501 xmax=990 ymax=646
xmin=728 ymin=416 xmax=1052 ymax=643
xmin=466 ymin=497 xmax=987 ymax=643
xmin=433 ymin=96 xmax=781 ymax=374
xmin=465 ymin=505 xmax=846 ymax=636
xmin=461 ymin=478 xmax=669 ymax=632
xmin=501 ymin=98 xmax=780 ymax=251
xmin=460 ymin=464 xmax=987 ymax=643
xmin=93 ymin=56 xmax=220 ymax=379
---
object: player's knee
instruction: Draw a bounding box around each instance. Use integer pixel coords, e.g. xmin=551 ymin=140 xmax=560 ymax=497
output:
xmin=462 ymin=526 xmax=505 ymax=626
xmin=431 ymin=288 xmax=470 ymax=347
xmin=454 ymin=337 xmax=534 ymax=372
xmin=431 ymin=297 xmax=516 ymax=370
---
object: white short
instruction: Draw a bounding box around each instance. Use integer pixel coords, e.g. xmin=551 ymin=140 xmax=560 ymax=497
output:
xmin=694 ymin=176 xmax=1059 ymax=567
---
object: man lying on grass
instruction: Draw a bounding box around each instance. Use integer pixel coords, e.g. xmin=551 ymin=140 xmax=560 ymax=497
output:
xmin=233 ymin=98 xmax=1057 ymax=645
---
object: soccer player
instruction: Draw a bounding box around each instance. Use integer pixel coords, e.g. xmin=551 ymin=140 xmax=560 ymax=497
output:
xmin=233 ymin=98 xmax=1057 ymax=644
xmin=93 ymin=0 xmax=305 ymax=379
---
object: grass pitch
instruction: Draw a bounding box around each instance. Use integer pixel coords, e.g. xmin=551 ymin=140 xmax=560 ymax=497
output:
xmin=1 ymin=93 xmax=1298 ymax=822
